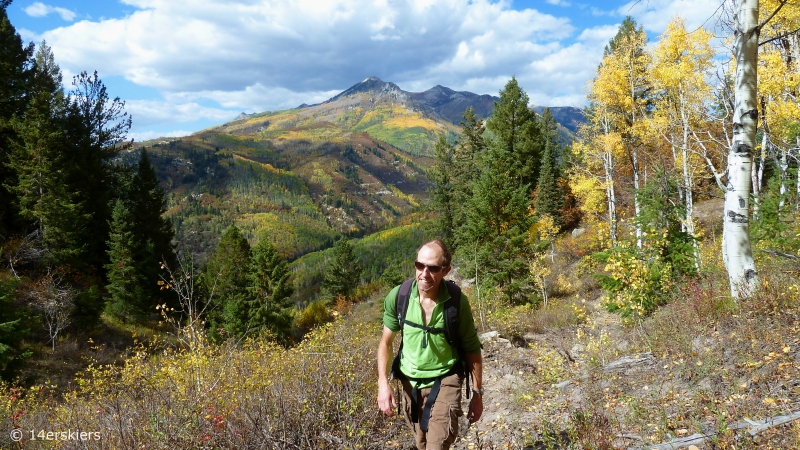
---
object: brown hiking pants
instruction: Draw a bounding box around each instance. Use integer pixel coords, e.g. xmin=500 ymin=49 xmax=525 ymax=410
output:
xmin=400 ymin=372 xmax=464 ymax=450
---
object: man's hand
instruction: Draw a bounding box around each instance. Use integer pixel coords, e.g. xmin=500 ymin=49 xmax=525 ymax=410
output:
xmin=467 ymin=394 xmax=483 ymax=423
xmin=378 ymin=381 xmax=397 ymax=417
xmin=377 ymin=326 xmax=398 ymax=417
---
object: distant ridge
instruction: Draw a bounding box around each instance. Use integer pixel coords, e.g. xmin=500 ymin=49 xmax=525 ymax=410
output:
xmin=318 ymin=77 xmax=584 ymax=133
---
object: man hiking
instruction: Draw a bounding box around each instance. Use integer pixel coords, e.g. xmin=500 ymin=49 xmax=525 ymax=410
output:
xmin=377 ymin=240 xmax=484 ymax=450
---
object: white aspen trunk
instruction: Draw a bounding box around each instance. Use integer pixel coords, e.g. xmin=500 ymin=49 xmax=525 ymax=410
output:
xmin=632 ymin=148 xmax=642 ymax=248
xmin=723 ymin=0 xmax=759 ymax=299
xmin=602 ymin=118 xmax=618 ymax=245
xmin=680 ymin=88 xmax=700 ymax=269
xmin=606 ymin=156 xmax=617 ymax=245
xmin=796 ymin=136 xmax=800 ymax=212
xmin=672 ymin=142 xmax=685 ymax=232
xmin=629 ymin=68 xmax=643 ymax=249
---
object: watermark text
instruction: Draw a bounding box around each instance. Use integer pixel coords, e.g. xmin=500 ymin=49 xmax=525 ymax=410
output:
xmin=10 ymin=429 xmax=101 ymax=442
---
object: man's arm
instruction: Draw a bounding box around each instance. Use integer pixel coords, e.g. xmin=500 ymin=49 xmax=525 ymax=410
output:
xmin=466 ymin=352 xmax=483 ymax=423
xmin=377 ymin=326 xmax=397 ymax=416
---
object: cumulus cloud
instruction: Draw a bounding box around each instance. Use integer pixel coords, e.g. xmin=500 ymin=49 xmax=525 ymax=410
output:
xmin=620 ymin=0 xmax=722 ymax=33
xmin=32 ymin=0 xmax=723 ymax=132
xmin=24 ymin=2 xmax=77 ymax=21
xmin=124 ymin=100 xmax=235 ymax=127
xmin=40 ymin=0 xmax=575 ymax=101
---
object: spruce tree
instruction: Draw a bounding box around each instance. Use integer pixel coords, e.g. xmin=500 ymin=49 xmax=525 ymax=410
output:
xmin=248 ymin=235 xmax=293 ymax=342
xmin=533 ymin=108 xmax=565 ymax=228
xmin=204 ymin=225 xmax=253 ymax=340
xmin=0 ymin=1 xmax=34 ymax=238
xmin=321 ymin=238 xmax=362 ymax=301
xmin=0 ymin=277 xmax=31 ymax=380
xmin=105 ymin=199 xmax=146 ymax=321
xmin=427 ymin=135 xmax=456 ymax=246
xmin=6 ymin=42 xmax=88 ymax=268
xmin=485 ymin=77 xmax=543 ymax=192
xmin=449 ymin=106 xmax=487 ymax=251
xmin=128 ymin=149 xmax=175 ymax=302
xmin=458 ymin=140 xmax=533 ymax=303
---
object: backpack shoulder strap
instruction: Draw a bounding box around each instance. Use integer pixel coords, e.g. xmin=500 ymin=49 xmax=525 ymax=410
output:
xmin=442 ymin=280 xmax=462 ymax=346
xmin=396 ymin=278 xmax=415 ymax=329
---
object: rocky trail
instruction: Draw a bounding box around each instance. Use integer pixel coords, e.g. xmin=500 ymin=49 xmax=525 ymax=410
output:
xmin=443 ymin=295 xmax=800 ymax=450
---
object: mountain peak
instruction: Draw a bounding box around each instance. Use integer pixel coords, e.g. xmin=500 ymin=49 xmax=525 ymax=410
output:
xmin=324 ymin=76 xmax=405 ymax=104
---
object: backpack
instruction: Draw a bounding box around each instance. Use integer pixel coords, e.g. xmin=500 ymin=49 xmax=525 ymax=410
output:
xmin=389 ymin=278 xmax=472 ymax=411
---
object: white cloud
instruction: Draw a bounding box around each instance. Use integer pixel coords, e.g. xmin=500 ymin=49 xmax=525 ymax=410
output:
xmin=125 ymin=100 xmax=235 ymax=127
xmin=545 ymin=0 xmax=571 ymax=6
xmin=39 ymin=0 xmax=576 ymax=102
xmin=619 ymin=0 xmax=722 ymax=33
xmin=24 ymin=2 xmax=77 ymax=21
xmin=30 ymin=0 xmax=725 ymax=133
xmin=165 ymin=84 xmax=342 ymax=112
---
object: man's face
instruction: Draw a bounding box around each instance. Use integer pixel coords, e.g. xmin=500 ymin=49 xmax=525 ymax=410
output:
xmin=415 ymin=244 xmax=451 ymax=295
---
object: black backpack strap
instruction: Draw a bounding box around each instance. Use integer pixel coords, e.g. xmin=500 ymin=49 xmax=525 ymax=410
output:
xmin=442 ymin=280 xmax=472 ymax=399
xmin=396 ymin=278 xmax=415 ymax=328
xmin=442 ymin=280 xmax=461 ymax=346
xmin=390 ymin=279 xmax=415 ymax=385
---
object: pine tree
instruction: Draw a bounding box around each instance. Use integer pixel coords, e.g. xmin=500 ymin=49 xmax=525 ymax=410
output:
xmin=0 ymin=1 xmax=34 ymax=238
xmin=534 ymin=108 xmax=565 ymax=228
xmin=321 ymin=238 xmax=362 ymax=301
xmin=204 ymin=225 xmax=253 ymax=340
xmin=485 ymin=77 xmax=543 ymax=192
xmin=248 ymin=235 xmax=293 ymax=342
xmin=60 ymin=71 xmax=132 ymax=275
xmin=104 ymin=199 xmax=146 ymax=321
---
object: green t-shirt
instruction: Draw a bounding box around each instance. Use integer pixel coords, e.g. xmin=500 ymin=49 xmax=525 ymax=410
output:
xmin=383 ymin=280 xmax=481 ymax=384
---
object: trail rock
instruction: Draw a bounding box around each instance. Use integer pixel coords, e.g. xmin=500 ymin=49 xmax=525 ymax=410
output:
xmin=602 ymin=353 xmax=654 ymax=373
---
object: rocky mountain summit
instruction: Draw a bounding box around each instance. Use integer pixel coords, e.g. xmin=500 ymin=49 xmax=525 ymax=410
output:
xmin=304 ymin=76 xmax=584 ymax=133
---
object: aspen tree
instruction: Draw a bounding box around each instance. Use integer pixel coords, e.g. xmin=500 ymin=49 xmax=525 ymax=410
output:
xmin=651 ymin=17 xmax=716 ymax=268
xmin=757 ymin=0 xmax=799 ymax=212
xmin=598 ymin=18 xmax=651 ymax=248
xmin=724 ymin=0 xmax=760 ymax=298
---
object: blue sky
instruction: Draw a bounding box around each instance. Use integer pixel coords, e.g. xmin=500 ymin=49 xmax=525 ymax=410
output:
xmin=6 ymin=0 xmax=723 ymax=141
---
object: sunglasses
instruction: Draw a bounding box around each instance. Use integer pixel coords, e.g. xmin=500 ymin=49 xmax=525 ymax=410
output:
xmin=414 ymin=261 xmax=447 ymax=273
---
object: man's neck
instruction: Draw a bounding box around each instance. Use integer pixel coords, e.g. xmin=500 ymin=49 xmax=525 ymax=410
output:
xmin=418 ymin=282 xmax=439 ymax=303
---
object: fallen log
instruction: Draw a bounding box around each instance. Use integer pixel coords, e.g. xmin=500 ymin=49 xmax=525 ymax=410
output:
xmin=638 ymin=409 xmax=800 ymax=449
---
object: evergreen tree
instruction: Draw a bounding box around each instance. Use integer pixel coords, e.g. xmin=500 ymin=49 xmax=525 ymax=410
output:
xmin=6 ymin=42 xmax=89 ymax=270
xmin=104 ymin=199 xmax=146 ymax=321
xmin=59 ymin=71 xmax=132 ymax=275
xmin=204 ymin=225 xmax=252 ymax=340
xmin=248 ymin=235 xmax=294 ymax=342
xmin=485 ymin=77 xmax=543 ymax=191
xmin=0 ymin=277 xmax=31 ymax=380
xmin=604 ymin=16 xmax=644 ymax=57
xmin=127 ymin=149 xmax=175 ymax=302
xmin=321 ymin=238 xmax=362 ymax=301
xmin=427 ymin=135 xmax=456 ymax=246
xmin=458 ymin=140 xmax=533 ymax=303
xmin=533 ymin=108 xmax=565 ymax=228
xmin=449 ymin=106 xmax=487 ymax=251
xmin=0 ymin=1 xmax=34 ymax=239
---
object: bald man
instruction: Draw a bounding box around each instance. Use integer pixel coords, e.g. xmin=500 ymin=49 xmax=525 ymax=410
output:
xmin=377 ymin=240 xmax=483 ymax=450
